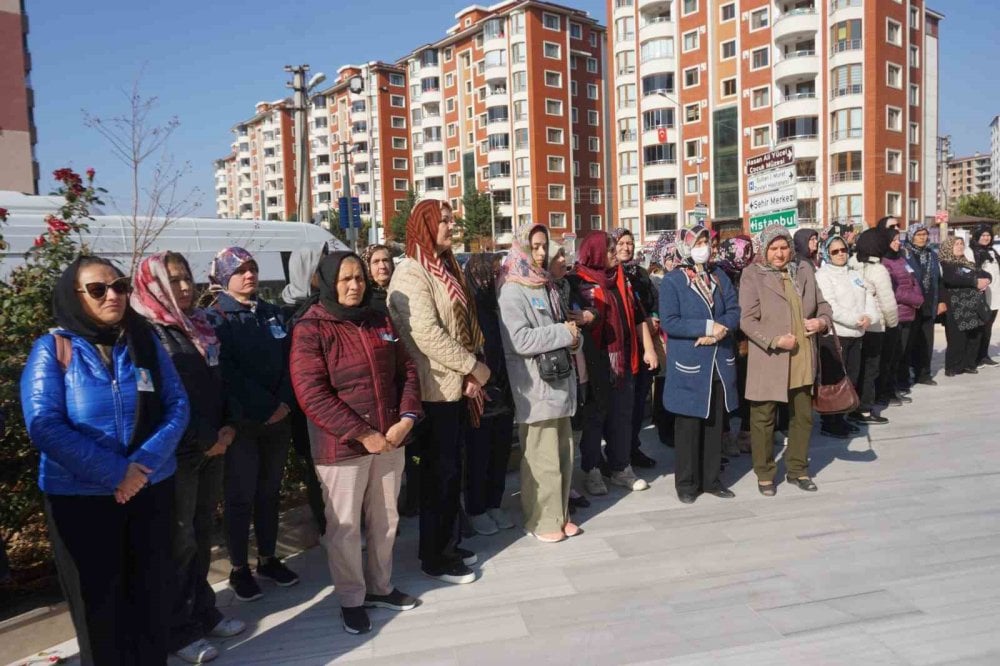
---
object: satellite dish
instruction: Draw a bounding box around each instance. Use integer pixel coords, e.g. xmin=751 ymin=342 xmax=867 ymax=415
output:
xmin=348 ymin=76 xmax=364 ymax=95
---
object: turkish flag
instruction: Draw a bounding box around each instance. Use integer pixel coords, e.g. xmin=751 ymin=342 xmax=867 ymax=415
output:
xmin=657 ymin=127 xmax=667 ymax=143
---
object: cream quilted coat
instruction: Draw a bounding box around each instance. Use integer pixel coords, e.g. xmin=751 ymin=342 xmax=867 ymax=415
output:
xmin=387 ymin=258 xmax=478 ymax=402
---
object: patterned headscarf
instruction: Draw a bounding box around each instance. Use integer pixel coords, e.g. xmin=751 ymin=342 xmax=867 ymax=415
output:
xmin=938 ymin=236 xmax=975 ymax=269
xmin=676 ymin=225 xmax=715 ymax=306
xmin=754 ymin=224 xmax=797 ymax=276
xmin=610 ymin=227 xmax=646 ymax=286
xmin=905 ymin=223 xmax=934 ymax=292
xmin=650 ymin=230 xmax=678 ymax=268
xmin=131 ymin=252 xmax=220 ymax=361
xmin=675 ymin=225 xmax=711 ymax=269
xmin=209 ymin=246 xmax=256 ymax=290
xmin=500 ymin=223 xmax=564 ymax=320
xmin=717 ymin=235 xmax=756 ymax=277
xmin=405 ymin=199 xmax=486 ymax=424
xmin=820 ymin=234 xmax=849 ymax=264
xmin=361 ymin=244 xmax=393 ymax=286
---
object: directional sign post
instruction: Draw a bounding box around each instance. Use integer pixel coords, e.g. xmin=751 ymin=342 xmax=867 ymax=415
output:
xmin=746 ymin=146 xmax=796 ymax=234
xmin=749 ymin=209 xmax=797 ymax=234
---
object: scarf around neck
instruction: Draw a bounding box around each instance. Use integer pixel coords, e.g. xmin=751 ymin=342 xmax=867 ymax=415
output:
xmin=316 ymin=252 xmax=375 ymax=323
xmin=500 ymin=222 xmax=564 ymax=321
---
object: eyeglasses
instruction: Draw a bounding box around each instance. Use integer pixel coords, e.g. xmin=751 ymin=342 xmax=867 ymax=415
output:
xmin=77 ymin=277 xmax=131 ymax=300
xmin=829 ymin=248 xmax=848 ymax=257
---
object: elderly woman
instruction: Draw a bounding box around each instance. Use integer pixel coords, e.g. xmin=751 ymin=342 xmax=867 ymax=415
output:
xmin=659 ymin=226 xmax=740 ymax=504
xmin=207 ymin=246 xmax=299 ymax=601
xmin=904 ymin=224 xmax=941 ymax=385
xmin=879 ymin=228 xmax=924 ymax=406
xmin=388 ymin=201 xmax=491 ymax=584
xmin=939 ymin=235 xmax=992 ymax=376
xmin=361 ymin=244 xmax=395 ymax=316
xmin=290 ymin=251 xmax=422 ymax=634
xmin=131 ymin=253 xmax=245 ymax=663
xmin=21 ymin=256 xmax=189 ymax=665
xmin=740 ymin=225 xmax=832 ymax=495
xmin=498 ymin=224 xmax=580 ymax=541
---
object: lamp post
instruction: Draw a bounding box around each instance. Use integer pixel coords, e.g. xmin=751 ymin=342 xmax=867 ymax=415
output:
xmin=285 ymin=64 xmax=326 ymax=224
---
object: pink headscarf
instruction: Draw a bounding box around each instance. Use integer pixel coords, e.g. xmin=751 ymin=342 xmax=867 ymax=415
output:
xmin=499 ymin=222 xmax=564 ymax=320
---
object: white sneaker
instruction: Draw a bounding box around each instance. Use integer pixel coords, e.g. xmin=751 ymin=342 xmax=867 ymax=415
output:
xmin=175 ymin=639 xmax=219 ymax=664
xmin=584 ymin=468 xmax=608 ymax=496
xmin=469 ymin=512 xmax=499 ymax=535
xmin=209 ymin=616 xmax=246 ymax=638
xmin=609 ymin=466 xmax=649 ymax=491
xmin=486 ymin=507 xmax=515 ymax=529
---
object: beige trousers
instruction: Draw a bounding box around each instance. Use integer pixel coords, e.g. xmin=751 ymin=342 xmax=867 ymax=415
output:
xmin=315 ymin=447 xmax=404 ymax=607
xmin=519 ymin=418 xmax=574 ymax=534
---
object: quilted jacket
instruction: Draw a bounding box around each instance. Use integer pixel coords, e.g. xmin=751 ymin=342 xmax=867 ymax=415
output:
xmin=849 ymin=257 xmax=899 ymax=332
xmin=882 ymin=257 xmax=925 ymax=323
xmin=387 ymin=258 xmax=478 ymax=402
xmin=20 ymin=330 xmax=189 ymax=495
xmin=815 ymin=263 xmax=882 ymax=338
xmin=290 ymin=304 xmax=422 ymax=464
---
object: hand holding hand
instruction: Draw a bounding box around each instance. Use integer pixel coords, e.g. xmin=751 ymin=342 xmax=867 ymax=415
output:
xmin=775 ymin=333 xmax=797 ymax=351
xmin=206 ymin=425 xmax=236 ymax=457
xmin=694 ymin=336 xmax=717 ymax=347
xmin=463 ymin=375 xmax=483 ymax=399
xmin=470 ymin=361 xmax=491 ymax=387
xmin=358 ymin=430 xmax=389 ymax=454
xmin=266 ymin=403 xmax=290 ymax=425
xmin=857 ymin=315 xmax=871 ymax=331
xmin=803 ymin=318 xmax=824 ymax=334
xmin=385 ymin=419 xmax=414 ymax=448
xmin=115 ymin=462 xmax=152 ymax=504
xmin=564 ymin=321 xmax=580 ymax=345
xmin=711 ymin=322 xmax=728 ymax=339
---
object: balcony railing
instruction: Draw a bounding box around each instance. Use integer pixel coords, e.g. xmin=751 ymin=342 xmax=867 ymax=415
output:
xmin=620 ymin=199 xmax=639 ymax=208
xmin=776 ymin=133 xmax=818 ymax=143
xmin=643 ymin=87 xmax=675 ymax=97
xmin=644 ymin=158 xmax=677 ymax=166
xmin=831 ymin=128 xmax=862 ymax=141
xmin=830 ymin=0 xmax=861 ymax=13
xmin=620 ymin=166 xmax=639 ymax=175
xmin=831 ymin=170 xmax=862 ymax=183
xmin=645 ymin=193 xmax=678 ymax=201
xmin=831 ymin=39 xmax=862 ymax=56
xmin=831 ymin=84 xmax=863 ymax=98
xmin=781 ymin=49 xmax=817 ymax=60
xmin=619 ymin=130 xmax=638 ymax=141
xmin=644 ymin=122 xmax=675 ymax=131
xmin=774 ymin=7 xmax=816 ymax=23
xmin=778 ymin=92 xmax=818 ymax=103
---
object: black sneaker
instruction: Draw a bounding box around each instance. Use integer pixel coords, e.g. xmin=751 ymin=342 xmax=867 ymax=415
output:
xmin=229 ymin=567 xmax=262 ymax=602
xmin=421 ymin=560 xmax=476 ymax=585
xmin=630 ymin=449 xmax=657 ymax=468
xmin=341 ymin=606 xmax=372 ymax=634
xmin=256 ymin=557 xmax=299 ymax=587
xmin=915 ymin=377 xmax=937 ymax=386
xmin=853 ymin=412 xmax=889 ymax=425
xmin=364 ymin=588 xmax=418 ymax=611
xmin=447 ymin=547 xmax=477 ymax=566
xmin=980 ymin=357 xmax=999 ymax=367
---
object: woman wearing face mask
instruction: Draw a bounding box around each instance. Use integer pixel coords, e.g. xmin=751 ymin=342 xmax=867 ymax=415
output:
xmin=966 ymin=224 xmax=1000 ymax=367
xmin=879 ymin=228 xmax=924 ymax=406
xmin=740 ymin=225 xmax=832 ymax=495
xmin=904 ymin=224 xmax=941 ymax=386
xmin=131 ymin=252 xmax=246 ymax=663
xmin=498 ymin=224 xmax=581 ymax=541
xmin=939 ymin=236 xmax=992 ymax=376
xmin=207 ymin=247 xmax=299 ymax=602
xmin=290 ymin=251 xmax=422 ymax=634
xmin=659 ymin=226 xmax=740 ymax=504
xmin=610 ymin=228 xmax=660 ymax=469
xmin=815 ymin=235 xmax=881 ymax=439
xmin=21 ymin=256 xmax=189 ymax=665
xmin=387 ymin=201 xmax=491 ymax=584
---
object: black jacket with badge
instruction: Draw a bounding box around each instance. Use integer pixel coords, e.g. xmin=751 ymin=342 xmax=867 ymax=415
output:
xmin=941 ymin=263 xmax=991 ymax=332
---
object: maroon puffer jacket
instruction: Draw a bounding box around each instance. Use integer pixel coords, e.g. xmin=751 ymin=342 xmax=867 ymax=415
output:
xmin=883 ymin=256 xmax=925 ymax=323
xmin=290 ymin=304 xmax=422 ymax=465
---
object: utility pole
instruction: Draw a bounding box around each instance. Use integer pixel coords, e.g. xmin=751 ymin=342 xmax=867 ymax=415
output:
xmin=285 ymin=64 xmax=310 ymax=224
xmin=488 ymin=181 xmax=496 ymax=250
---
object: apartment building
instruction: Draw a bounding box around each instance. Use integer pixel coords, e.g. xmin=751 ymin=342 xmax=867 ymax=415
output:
xmin=946 ymin=152 xmax=993 ymax=202
xmin=991 ymin=115 xmax=999 ymax=201
xmin=0 ymin=0 xmax=38 ymax=193
xmin=397 ymin=1 xmax=607 ymax=244
xmin=213 ymin=153 xmax=238 ymax=218
xmin=608 ymin=0 xmax=942 ymax=243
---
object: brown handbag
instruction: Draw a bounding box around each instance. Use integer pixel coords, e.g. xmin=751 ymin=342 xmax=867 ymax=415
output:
xmin=813 ymin=334 xmax=860 ymax=415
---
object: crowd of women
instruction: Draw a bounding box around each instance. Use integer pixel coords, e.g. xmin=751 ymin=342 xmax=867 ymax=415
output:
xmin=19 ymin=198 xmax=997 ymax=662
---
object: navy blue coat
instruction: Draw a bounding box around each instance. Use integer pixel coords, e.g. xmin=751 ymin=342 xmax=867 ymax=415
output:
xmin=906 ymin=247 xmax=940 ymax=312
xmin=659 ymin=267 xmax=741 ymax=419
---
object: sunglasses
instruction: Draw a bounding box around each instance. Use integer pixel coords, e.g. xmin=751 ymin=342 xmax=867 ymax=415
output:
xmin=829 ymin=248 xmax=848 ymax=257
xmin=77 ymin=277 xmax=131 ymax=300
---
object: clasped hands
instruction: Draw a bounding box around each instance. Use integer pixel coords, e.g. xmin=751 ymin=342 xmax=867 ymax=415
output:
xmin=358 ymin=417 xmax=415 ymax=455
xmin=773 ymin=319 xmax=826 ymax=351
xmin=694 ymin=322 xmax=730 ymax=347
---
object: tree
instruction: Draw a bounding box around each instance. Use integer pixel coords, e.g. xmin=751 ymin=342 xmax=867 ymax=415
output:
xmin=83 ymin=75 xmax=200 ymax=274
xmin=955 ymin=192 xmax=1000 ymax=221
xmin=388 ymin=188 xmax=418 ymax=243
xmin=456 ymin=188 xmax=498 ymax=249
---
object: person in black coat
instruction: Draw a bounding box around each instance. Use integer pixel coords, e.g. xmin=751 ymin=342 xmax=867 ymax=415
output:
xmin=938 ymin=236 xmax=992 ymax=376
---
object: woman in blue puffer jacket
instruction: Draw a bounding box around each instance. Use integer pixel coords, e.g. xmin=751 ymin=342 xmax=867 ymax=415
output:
xmin=20 ymin=255 xmax=189 ymax=666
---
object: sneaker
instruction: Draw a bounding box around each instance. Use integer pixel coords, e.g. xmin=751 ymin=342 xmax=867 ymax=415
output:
xmin=256 ymin=557 xmax=299 ymax=587
xmin=850 ymin=412 xmax=889 ymax=425
xmin=630 ymin=449 xmax=657 ymax=468
xmin=915 ymin=377 xmax=937 ymax=386
xmin=229 ymin=567 xmax=262 ymax=602
xmin=208 ymin=617 xmax=246 ymax=638
xmin=448 ymin=547 xmax=478 ymax=566
xmin=341 ymin=606 xmax=372 ymax=634
xmin=609 ymin=465 xmax=649 ymax=491
xmin=364 ymin=588 xmax=418 ymax=611
xmin=421 ymin=560 xmax=476 ymax=585
xmin=584 ymin=468 xmax=608 ymax=496
xmin=486 ymin=507 xmax=515 ymax=529
xmin=981 ymin=357 xmax=999 ymax=367
xmin=469 ymin=512 xmax=499 ymax=536
xmin=175 ymin=639 xmax=218 ymax=664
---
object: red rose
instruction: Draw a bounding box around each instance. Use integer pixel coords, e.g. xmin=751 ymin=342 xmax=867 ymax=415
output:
xmin=34 ymin=235 xmax=46 ymax=247
xmin=0 ymin=207 xmax=8 ymax=221
xmin=86 ymin=167 xmax=96 ymax=180
xmin=46 ymin=216 xmax=70 ymax=233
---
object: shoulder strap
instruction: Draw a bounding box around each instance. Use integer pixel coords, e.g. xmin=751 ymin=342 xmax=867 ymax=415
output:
xmin=53 ymin=334 xmax=72 ymax=372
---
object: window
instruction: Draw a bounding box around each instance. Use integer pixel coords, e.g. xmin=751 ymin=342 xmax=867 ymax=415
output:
xmin=545 ymin=71 xmax=561 ymax=87
xmin=586 ymin=57 xmax=598 ymax=73
xmin=910 ymin=84 xmax=920 ymax=106
xmin=886 ymin=149 xmax=902 ymax=174
xmin=570 ymin=22 xmax=582 ymax=39
xmin=446 ymin=98 xmax=455 ymax=112
xmin=684 ymin=139 xmax=700 ymax=159
xmin=393 ymin=158 xmax=408 ymax=169
xmin=886 ymin=106 xmax=902 ymax=131
xmin=572 ymin=134 xmax=579 ymax=150
xmin=721 ymin=78 xmax=736 ymax=97
xmin=909 ymin=198 xmax=920 ymax=221
xmin=886 ymin=192 xmax=901 ymax=216
xmin=588 ymin=110 xmax=599 ymax=126
xmin=391 ymin=116 xmax=406 ymax=129
xmin=587 ymin=84 xmax=599 ymax=100
xmin=751 ymin=47 xmax=769 ymax=70
xmin=545 ymin=99 xmax=563 ymax=116
xmin=643 ymin=108 xmax=674 ymax=130
xmin=546 ymin=127 xmax=564 ymax=144
xmin=393 ymin=178 xmax=408 ymax=191
xmin=512 ymin=71 xmax=527 ymax=93
xmin=548 ymin=184 xmax=566 ymax=200
xmin=721 ymin=3 xmax=735 ymax=21
xmin=547 ymin=156 xmax=565 ymax=172
xmin=590 ymin=33 xmax=598 ymax=47
xmin=390 ymin=95 xmax=405 ymax=107
xmin=543 ymin=12 xmax=560 ymax=30
xmin=591 ymin=188 xmax=601 ymax=204
xmin=590 ymin=215 xmax=602 ymax=230
xmin=389 ymin=73 xmax=405 ymax=87
xmin=752 ymin=125 xmax=771 ymax=148
xmin=887 ymin=62 xmax=903 ymax=88
xmin=641 ymin=73 xmax=673 ymax=96
xmin=910 ymin=45 xmax=920 ymax=68
xmin=751 ymin=87 xmax=770 ymax=109
xmin=448 ymin=148 xmax=458 ymax=162
xmin=643 ymin=143 xmax=676 ymax=165
xmin=392 ymin=137 xmax=407 ymax=149
xmin=910 ymin=6 xmax=920 ymax=29
xmin=590 ymin=162 xmax=601 ymax=178
xmin=514 ymin=128 xmax=529 ymax=148
xmin=449 ymin=174 xmax=459 ymax=188
xmin=511 ymin=12 xmax=525 ymax=35
xmin=909 ymin=160 xmax=919 ymax=182
xmin=886 ymin=19 xmax=902 ymax=46
xmin=512 ymin=42 xmax=525 ymax=63
xmin=831 ymin=19 xmax=862 ymax=53
xmin=550 ymin=212 xmax=567 ymax=228
xmin=683 ymin=30 xmax=699 ymax=52
xmin=776 ymin=116 xmax=818 ymax=141
xmin=445 ymin=73 xmax=455 ymax=88
xmin=721 ymin=40 xmax=736 ymax=59
xmin=831 ymin=63 xmax=863 ymax=96
xmin=831 ymin=107 xmax=862 ymax=140
xmin=909 ymin=122 xmax=920 ymax=144
xmin=447 ymin=123 xmax=457 ymax=137
xmin=684 ymin=67 xmax=699 ymax=88
xmin=543 ymin=42 xmax=561 ymax=59
xmin=682 ymin=0 xmax=698 ymax=16
xmin=684 ymin=103 xmax=700 ymax=123
xmin=589 ymin=136 xmax=600 ymax=152
xmin=750 ymin=7 xmax=769 ymax=30
xmin=641 ymin=38 xmax=675 ymax=63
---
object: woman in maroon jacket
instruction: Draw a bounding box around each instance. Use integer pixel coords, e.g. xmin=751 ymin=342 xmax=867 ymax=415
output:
xmin=290 ymin=251 xmax=423 ymax=635
xmin=879 ymin=227 xmax=925 ymax=405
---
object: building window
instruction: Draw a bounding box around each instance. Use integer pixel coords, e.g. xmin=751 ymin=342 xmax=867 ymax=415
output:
xmin=389 ymin=73 xmax=405 ymax=87
xmin=721 ymin=78 xmax=737 ymax=97
xmin=886 ymin=18 xmax=902 ymax=46
xmin=683 ymin=67 xmax=700 ymax=88
xmin=587 ymin=57 xmax=598 ymax=73
xmin=591 ymin=188 xmax=601 ymax=204
xmin=393 ymin=158 xmax=408 ymax=169
xmin=570 ymin=22 xmax=582 ymax=39
xmin=641 ymin=38 xmax=675 ymax=63
xmin=886 ymin=149 xmax=902 ymax=174
xmin=887 ymin=62 xmax=903 ymax=88
xmin=448 ymin=148 xmax=458 ymax=162
xmin=590 ymin=162 xmax=600 ymax=178
xmin=587 ymin=84 xmax=599 ymax=100
xmin=547 ymin=127 xmax=564 ymax=144
xmin=589 ymin=136 xmax=600 ymax=152
xmin=392 ymin=137 xmax=407 ymax=149
xmin=549 ymin=184 xmax=566 ymax=200
xmin=909 ymin=198 xmax=919 ymax=220
xmin=886 ymin=192 xmax=902 ymax=216
xmin=545 ymin=71 xmax=562 ymax=87
xmin=542 ymin=12 xmax=560 ymax=30
xmin=721 ymin=40 xmax=736 ymax=59
xmin=910 ymin=45 xmax=920 ymax=68
xmin=550 ymin=212 xmax=567 ymax=228
xmin=751 ymin=87 xmax=770 ymax=109
xmin=909 ymin=160 xmax=919 ymax=182
xmin=910 ymin=84 xmax=920 ymax=106
xmin=684 ymin=103 xmax=701 ymax=123
xmin=751 ymin=47 xmax=769 ymax=70
xmin=909 ymin=122 xmax=920 ymax=144
xmin=543 ymin=42 xmax=561 ymax=59
xmin=391 ymin=116 xmax=406 ymax=129
xmin=750 ymin=7 xmax=769 ymax=30
xmin=752 ymin=125 xmax=771 ymax=148
xmin=685 ymin=175 xmax=699 ymax=194
xmin=590 ymin=215 xmax=602 ymax=230
xmin=683 ymin=30 xmax=699 ymax=52
xmin=390 ymin=95 xmax=405 ymax=107
xmin=720 ymin=3 xmax=735 ymax=21
xmin=547 ymin=156 xmax=565 ymax=172
xmin=682 ymin=0 xmax=698 ymax=16
xmin=588 ymin=110 xmax=600 ymax=126
xmin=545 ymin=99 xmax=563 ymax=116
xmin=886 ymin=106 xmax=903 ymax=131
xmin=684 ymin=139 xmax=700 ymax=159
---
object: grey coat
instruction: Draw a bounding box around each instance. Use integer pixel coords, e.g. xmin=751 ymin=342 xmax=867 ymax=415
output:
xmin=497 ymin=282 xmax=577 ymax=425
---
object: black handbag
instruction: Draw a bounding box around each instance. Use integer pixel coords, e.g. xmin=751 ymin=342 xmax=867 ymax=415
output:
xmin=534 ymin=289 xmax=573 ymax=382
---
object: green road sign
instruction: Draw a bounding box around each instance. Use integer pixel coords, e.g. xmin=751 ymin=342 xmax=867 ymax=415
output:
xmin=749 ymin=209 xmax=797 ymax=234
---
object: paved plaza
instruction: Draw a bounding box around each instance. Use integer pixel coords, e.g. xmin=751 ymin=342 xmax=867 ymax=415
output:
xmin=10 ymin=338 xmax=1000 ymax=666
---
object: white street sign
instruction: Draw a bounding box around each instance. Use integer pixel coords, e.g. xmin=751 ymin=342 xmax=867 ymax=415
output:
xmin=747 ymin=167 xmax=796 ymax=195
xmin=747 ymin=187 xmax=798 ymax=216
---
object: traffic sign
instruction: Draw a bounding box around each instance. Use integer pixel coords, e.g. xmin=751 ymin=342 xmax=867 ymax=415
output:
xmin=749 ymin=209 xmax=797 ymax=234
xmin=747 ymin=166 xmax=796 ymax=195
xmin=747 ymin=187 xmax=797 ymax=216
xmin=745 ymin=146 xmax=795 ymax=175
xmin=338 ymin=196 xmax=361 ymax=230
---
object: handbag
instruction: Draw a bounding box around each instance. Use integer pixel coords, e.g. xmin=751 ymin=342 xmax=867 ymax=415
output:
xmin=813 ymin=334 xmax=860 ymax=415
xmin=534 ymin=289 xmax=573 ymax=382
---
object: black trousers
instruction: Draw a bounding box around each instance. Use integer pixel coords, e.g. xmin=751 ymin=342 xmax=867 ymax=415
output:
xmin=909 ymin=306 xmax=936 ymax=382
xmin=877 ymin=326 xmax=906 ymax=401
xmin=46 ymin=478 xmax=174 ymax=666
xmin=464 ymin=413 xmax=514 ymax=516
xmin=821 ymin=336 xmax=862 ymax=430
xmin=859 ymin=331 xmax=884 ymax=411
xmin=289 ymin=408 xmax=327 ymax=535
xmin=224 ymin=419 xmax=292 ymax=568
xmin=630 ymin=366 xmax=655 ymax=453
xmin=672 ymin=379 xmax=725 ymax=495
xmin=944 ymin=317 xmax=982 ymax=373
xmin=419 ymin=400 xmax=468 ymax=567
xmin=978 ymin=309 xmax=998 ymax=362
xmin=169 ymin=455 xmax=224 ymax=651
xmin=652 ymin=376 xmax=675 ymax=443
xmin=580 ymin=369 xmax=634 ymax=472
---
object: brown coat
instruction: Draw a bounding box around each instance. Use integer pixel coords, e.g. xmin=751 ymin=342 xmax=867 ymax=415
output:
xmin=739 ymin=263 xmax=833 ymax=403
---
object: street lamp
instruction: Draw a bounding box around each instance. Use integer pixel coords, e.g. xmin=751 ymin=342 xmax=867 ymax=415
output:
xmin=285 ymin=64 xmax=326 ymax=224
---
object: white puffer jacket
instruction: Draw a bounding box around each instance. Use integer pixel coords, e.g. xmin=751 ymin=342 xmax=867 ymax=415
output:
xmin=849 ymin=257 xmax=899 ymax=332
xmin=815 ymin=263 xmax=882 ymax=338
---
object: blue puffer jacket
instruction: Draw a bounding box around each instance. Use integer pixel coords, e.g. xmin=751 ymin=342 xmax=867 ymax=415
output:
xmin=20 ymin=330 xmax=189 ymax=495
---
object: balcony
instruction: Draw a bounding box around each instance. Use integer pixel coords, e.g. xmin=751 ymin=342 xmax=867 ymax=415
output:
xmin=639 ymin=16 xmax=674 ymax=41
xmin=774 ymin=93 xmax=818 ymax=120
xmin=773 ymin=8 xmax=819 ymax=42
xmin=642 ymin=158 xmax=677 ymax=180
xmin=644 ymin=195 xmax=679 ymax=215
xmin=642 ymin=126 xmax=676 ymax=144
xmin=830 ymin=39 xmax=862 ymax=58
xmin=485 ymin=89 xmax=509 ymax=108
xmin=620 ymin=199 xmax=640 ymax=210
xmin=830 ymin=128 xmax=863 ymax=151
xmin=615 ymin=0 xmax=635 ymax=16
xmin=774 ymin=51 xmax=819 ymax=83
xmin=619 ymin=130 xmax=638 ymax=144
xmin=829 ymin=0 xmax=862 ymax=18
xmin=350 ymin=108 xmax=367 ymax=123
xmin=485 ymin=61 xmax=508 ymax=81
xmin=419 ymin=63 xmax=441 ymax=80
xmin=423 ymin=162 xmax=445 ymax=178
xmin=776 ymin=134 xmax=820 ymax=159
xmin=830 ymin=170 xmax=862 ymax=183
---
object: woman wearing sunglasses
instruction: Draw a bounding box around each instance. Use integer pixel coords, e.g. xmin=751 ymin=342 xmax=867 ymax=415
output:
xmin=20 ymin=256 xmax=190 ymax=665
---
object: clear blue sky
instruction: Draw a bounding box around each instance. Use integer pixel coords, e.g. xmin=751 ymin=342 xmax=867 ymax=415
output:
xmin=28 ymin=0 xmax=1000 ymax=215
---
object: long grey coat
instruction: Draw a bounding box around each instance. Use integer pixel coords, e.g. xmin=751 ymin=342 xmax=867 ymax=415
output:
xmin=497 ymin=282 xmax=577 ymax=425
xmin=739 ymin=263 xmax=833 ymax=403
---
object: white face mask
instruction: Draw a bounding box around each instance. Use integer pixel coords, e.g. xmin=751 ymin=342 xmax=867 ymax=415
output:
xmin=691 ymin=245 xmax=711 ymax=265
